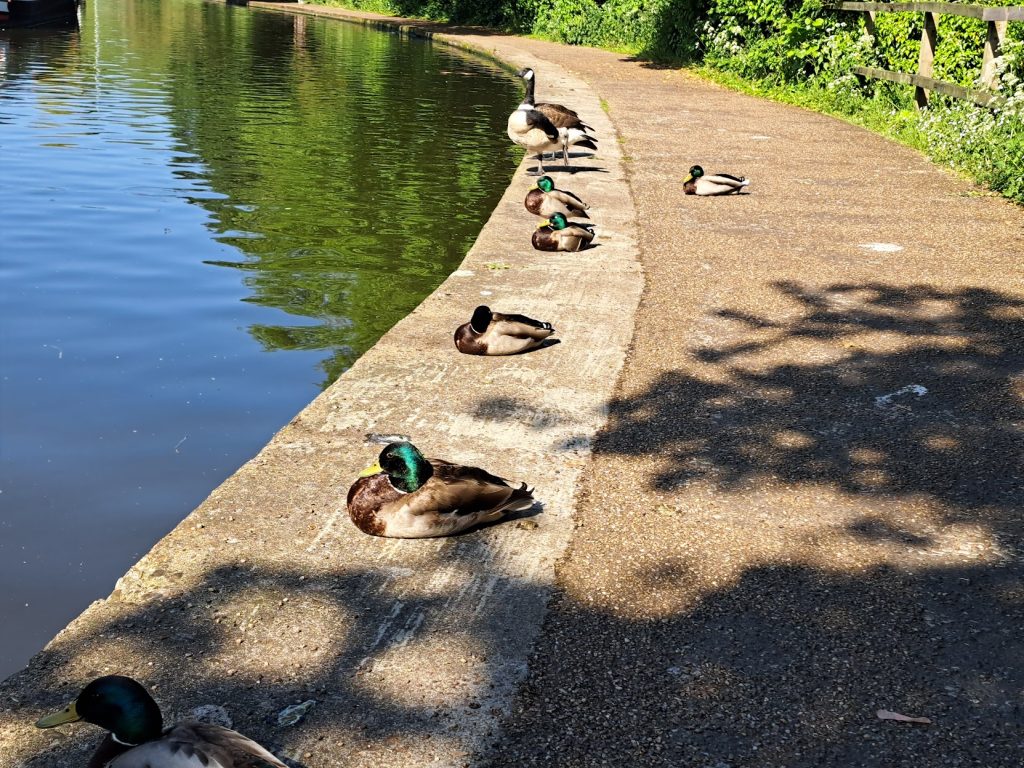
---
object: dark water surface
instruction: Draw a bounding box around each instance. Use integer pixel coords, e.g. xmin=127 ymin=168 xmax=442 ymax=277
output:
xmin=0 ymin=0 xmax=519 ymax=679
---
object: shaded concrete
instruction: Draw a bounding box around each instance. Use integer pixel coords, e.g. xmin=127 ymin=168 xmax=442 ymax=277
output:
xmin=0 ymin=9 xmax=641 ymax=767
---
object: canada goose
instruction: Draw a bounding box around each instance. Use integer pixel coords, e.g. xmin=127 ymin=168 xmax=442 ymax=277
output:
xmin=508 ymin=68 xmax=597 ymax=175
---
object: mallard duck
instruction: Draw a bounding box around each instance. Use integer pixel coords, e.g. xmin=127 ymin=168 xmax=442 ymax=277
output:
xmin=508 ymin=68 xmax=597 ymax=175
xmin=347 ymin=442 xmax=534 ymax=538
xmin=532 ymin=212 xmax=595 ymax=252
xmin=454 ymin=305 xmax=555 ymax=356
xmin=524 ymin=175 xmax=589 ymax=219
xmin=35 ymin=675 xmax=286 ymax=768
xmin=683 ymin=165 xmax=750 ymax=196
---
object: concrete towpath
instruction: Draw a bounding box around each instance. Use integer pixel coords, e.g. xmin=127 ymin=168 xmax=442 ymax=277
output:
xmin=4 ymin=4 xmax=1024 ymax=767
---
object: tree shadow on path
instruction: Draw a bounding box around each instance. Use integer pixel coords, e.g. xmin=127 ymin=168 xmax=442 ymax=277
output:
xmin=607 ymin=281 xmax=1023 ymax=519
xmin=486 ymin=281 xmax=1024 ymax=767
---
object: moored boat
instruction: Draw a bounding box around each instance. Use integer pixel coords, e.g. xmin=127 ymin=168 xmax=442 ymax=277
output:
xmin=0 ymin=0 xmax=78 ymax=28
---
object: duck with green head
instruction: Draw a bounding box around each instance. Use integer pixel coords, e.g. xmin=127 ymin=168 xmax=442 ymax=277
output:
xmin=682 ymin=164 xmax=750 ymax=196
xmin=524 ymin=175 xmax=590 ymax=219
xmin=35 ymin=675 xmax=286 ymax=768
xmin=347 ymin=441 xmax=535 ymax=537
xmin=532 ymin=212 xmax=595 ymax=252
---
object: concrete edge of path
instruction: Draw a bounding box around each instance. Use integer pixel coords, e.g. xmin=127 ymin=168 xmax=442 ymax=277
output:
xmin=0 ymin=6 xmax=643 ymax=767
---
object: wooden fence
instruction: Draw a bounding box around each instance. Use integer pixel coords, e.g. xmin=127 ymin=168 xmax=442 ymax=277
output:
xmin=836 ymin=2 xmax=1024 ymax=107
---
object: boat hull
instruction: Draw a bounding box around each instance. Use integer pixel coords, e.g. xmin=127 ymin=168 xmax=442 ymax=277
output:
xmin=1 ymin=0 xmax=78 ymax=28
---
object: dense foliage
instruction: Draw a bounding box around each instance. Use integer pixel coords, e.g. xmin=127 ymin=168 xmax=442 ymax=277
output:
xmin=319 ymin=1 xmax=1024 ymax=203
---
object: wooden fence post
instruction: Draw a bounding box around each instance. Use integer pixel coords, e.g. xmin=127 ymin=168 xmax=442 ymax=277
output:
xmin=981 ymin=20 xmax=1008 ymax=88
xmin=916 ymin=11 xmax=938 ymax=107
xmin=865 ymin=10 xmax=876 ymax=39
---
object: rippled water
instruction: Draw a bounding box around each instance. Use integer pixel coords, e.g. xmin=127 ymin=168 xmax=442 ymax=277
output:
xmin=0 ymin=0 xmax=520 ymax=679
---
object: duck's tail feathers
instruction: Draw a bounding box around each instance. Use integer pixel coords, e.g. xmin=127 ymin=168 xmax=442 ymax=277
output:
xmin=503 ymin=483 xmax=536 ymax=513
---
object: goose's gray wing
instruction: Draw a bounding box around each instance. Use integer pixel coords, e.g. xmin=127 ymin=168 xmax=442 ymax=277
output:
xmin=537 ymin=101 xmax=592 ymax=132
xmin=109 ymin=723 xmax=286 ymax=768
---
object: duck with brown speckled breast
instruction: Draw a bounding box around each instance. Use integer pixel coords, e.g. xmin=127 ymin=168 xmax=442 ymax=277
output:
xmin=35 ymin=675 xmax=287 ymax=768
xmin=347 ymin=442 xmax=535 ymax=538
xmin=454 ymin=305 xmax=556 ymax=356
xmin=532 ymin=212 xmax=595 ymax=252
xmin=524 ymin=175 xmax=590 ymax=220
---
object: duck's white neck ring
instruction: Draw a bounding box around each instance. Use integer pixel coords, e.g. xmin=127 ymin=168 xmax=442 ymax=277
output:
xmin=112 ymin=734 xmax=140 ymax=747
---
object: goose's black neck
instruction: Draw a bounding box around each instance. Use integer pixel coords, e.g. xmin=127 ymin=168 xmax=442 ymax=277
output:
xmin=522 ymin=74 xmax=536 ymax=106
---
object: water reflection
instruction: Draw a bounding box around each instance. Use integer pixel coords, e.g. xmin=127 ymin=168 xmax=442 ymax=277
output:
xmin=162 ymin=6 xmax=520 ymax=386
xmin=0 ymin=0 xmax=519 ymax=678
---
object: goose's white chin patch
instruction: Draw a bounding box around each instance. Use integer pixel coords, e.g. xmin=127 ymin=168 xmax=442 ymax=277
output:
xmin=523 ymin=70 xmax=534 ymax=80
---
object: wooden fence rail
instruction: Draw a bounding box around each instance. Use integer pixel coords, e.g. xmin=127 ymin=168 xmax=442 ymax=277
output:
xmin=835 ymin=2 xmax=1024 ymax=107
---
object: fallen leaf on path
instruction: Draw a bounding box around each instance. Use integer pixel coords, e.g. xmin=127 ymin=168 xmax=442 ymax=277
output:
xmin=877 ymin=709 xmax=931 ymax=724
xmin=277 ymin=699 xmax=316 ymax=727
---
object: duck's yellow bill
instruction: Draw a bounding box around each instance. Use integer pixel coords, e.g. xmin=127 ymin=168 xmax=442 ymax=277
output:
xmin=536 ymin=220 xmax=550 ymax=229
xmin=682 ymin=174 xmax=693 ymax=184
xmin=36 ymin=700 xmax=80 ymax=728
xmin=358 ymin=461 xmax=383 ymax=477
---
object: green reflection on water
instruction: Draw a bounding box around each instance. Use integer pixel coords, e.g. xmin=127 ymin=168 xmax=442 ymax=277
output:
xmin=161 ymin=3 xmax=521 ymax=386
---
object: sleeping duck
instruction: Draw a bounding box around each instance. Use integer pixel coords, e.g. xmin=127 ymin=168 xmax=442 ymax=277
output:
xmin=508 ymin=68 xmax=597 ymax=175
xmin=454 ymin=305 xmax=555 ymax=356
xmin=682 ymin=165 xmax=750 ymax=196
xmin=524 ymin=175 xmax=590 ymax=220
xmin=532 ymin=212 xmax=595 ymax=252
xmin=35 ymin=675 xmax=286 ymax=768
xmin=347 ymin=441 xmax=534 ymax=538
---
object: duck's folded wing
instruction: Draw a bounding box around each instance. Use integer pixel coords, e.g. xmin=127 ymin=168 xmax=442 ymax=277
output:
xmin=704 ymin=173 xmax=747 ymax=186
xmin=491 ymin=313 xmax=554 ymax=338
xmin=419 ymin=461 xmax=530 ymax=516
xmin=548 ymin=187 xmax=589 ymax=211
xmin=111 ymin=724 xmax=286 ymax=768
xmin=561 ymin=224 xmax=595 ymax=244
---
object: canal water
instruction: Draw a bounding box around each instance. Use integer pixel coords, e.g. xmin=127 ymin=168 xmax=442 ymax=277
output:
xmin=0 ymin=0 xmax=520 ymax=679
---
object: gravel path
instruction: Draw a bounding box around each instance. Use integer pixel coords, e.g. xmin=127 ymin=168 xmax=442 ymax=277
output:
xmin=479 ymin=39 xmax=1024 ymax=768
